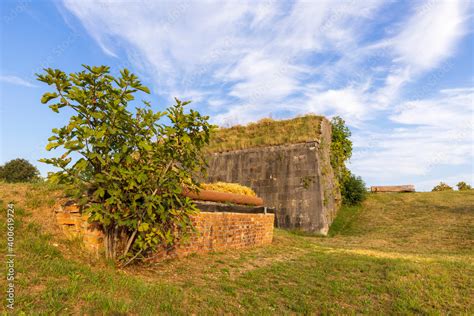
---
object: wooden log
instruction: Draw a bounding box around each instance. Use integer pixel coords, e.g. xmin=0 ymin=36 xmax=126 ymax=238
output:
xmin=370 ymin=185 xmax=415 ymax=193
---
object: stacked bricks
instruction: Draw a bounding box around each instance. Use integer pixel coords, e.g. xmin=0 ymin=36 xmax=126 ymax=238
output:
xmin=55 ymin=203 xmax=103 ymax=254
xmin=55 ymin=203 xmax=274 ymax=259
xmin=168 ymin=212 xmax=274 ymax=258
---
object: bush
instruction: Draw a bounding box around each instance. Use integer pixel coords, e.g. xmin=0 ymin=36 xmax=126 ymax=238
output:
xmin=341 ymin=173 xmax=367 ymax=205
xmin=37 ymin=65 xmax=214 ymax=265
xmin=456 ymin=181 xmax=472 ymax=191
xmin=0 ymin=158 xmax=40 ymax=183
xmin=432 ymin=182 xmax=453 ymax=192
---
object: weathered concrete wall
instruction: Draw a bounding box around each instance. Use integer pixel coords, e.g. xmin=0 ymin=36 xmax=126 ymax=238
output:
xmin=207 ymin=118 xmax=340 ymax=235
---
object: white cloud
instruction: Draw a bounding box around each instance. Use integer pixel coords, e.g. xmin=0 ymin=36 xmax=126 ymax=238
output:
xmin=390 ymin=0 xmax=468 ymax=71
xmin=302 ymin=84 xmax=372 ymax=125
xmin=351 ymin=87 xmax=474 ymax=189
xmin=60 ymin=0 xmax=385 ymax=122
xmin=0 ymin=75 xmax=37 ymax=88
xmin=390 ymin=88 xmax=473 ymax=127
xmin=365 ymin=0 xmax=469 ymax=109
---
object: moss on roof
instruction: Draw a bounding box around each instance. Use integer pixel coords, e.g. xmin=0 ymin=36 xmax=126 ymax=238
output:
xmin=207 ymin=115 xmax=324 ymax=153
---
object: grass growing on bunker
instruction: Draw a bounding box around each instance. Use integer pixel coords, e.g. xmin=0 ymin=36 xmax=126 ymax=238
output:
xmin=207 ymin=115 xmax=324 ymax=153
xmin=1 ymin=183 xmax=473 ymax=314
xmin=200 ymin=182 xmax=257 ymax=196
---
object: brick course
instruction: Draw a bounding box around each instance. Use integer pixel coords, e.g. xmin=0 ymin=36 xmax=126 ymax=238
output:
xmin=55 ymin=204 xmax=274 ymax=258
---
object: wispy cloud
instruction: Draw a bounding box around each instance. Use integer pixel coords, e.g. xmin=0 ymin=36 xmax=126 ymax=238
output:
xmin=59 ymin=0 xmax=472 ymax=188
xmin=60 ymin=0 xmax=387 ymax=123
xmin=351 ymin=87 xmax=474 ymax=190
xmin=0 ymin=75 xmax=37 ymax=88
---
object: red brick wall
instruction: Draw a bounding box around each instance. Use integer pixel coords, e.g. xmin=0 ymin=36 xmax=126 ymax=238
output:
xmin=55 ymin=206 xmax=274 ymax=258
xmin=171 ymin=212 xmax=274 ymax=258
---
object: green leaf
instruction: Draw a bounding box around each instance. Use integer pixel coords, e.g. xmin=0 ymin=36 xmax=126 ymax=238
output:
xmin=95 ymin=187 xmax=105 ymax=198
xmin=91 ymin=112 xmax=104 ymax=119
xmin=45 ymin=142 xmax=60 ymax=151
xmin=41 ymin=92 xmax=58 ymax=104
xmin=73 ymin=158 xmax=88 ymax=171
xmin=136 ymin=85 xmax=150 ymax=94
xmin=138 ymin=223 xmax=149 ymax=232
xmin=139 ymin=141 xmax=152 ymax=151
xmin=49 ymin=104 xmax=60 ymax=113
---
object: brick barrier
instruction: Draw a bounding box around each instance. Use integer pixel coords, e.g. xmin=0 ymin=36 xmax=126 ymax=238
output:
xmin=55 ymin=203 xmax=274 ymax=259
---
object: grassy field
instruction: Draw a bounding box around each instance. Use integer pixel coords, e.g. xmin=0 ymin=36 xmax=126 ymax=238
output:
xmin=1 ymin=183 xmax=473 ymax=314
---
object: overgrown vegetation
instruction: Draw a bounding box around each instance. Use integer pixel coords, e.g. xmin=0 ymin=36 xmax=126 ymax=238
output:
xmin=432 ymin=182 xmax=453 ymax=192
xmin=2 ymin=183 xmax=473 ymax=314
xmin=207 ymin=115 xmax=323 ymax=153
xmin=0 ymin=158 xmax=40 ymax=183
xmin=37 ymin=65 xmax=213 ymax=265
xmin=340 ymin=173 xmax=368 ymax=206
xmin=201 ymin=182 xmax=256 ymax=196
xmin=330 ymin=116 xmax=367 ymax=205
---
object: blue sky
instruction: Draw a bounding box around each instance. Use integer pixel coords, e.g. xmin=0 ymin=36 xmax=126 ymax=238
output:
xmin=1 ymin=0 xmax=473 ymax=191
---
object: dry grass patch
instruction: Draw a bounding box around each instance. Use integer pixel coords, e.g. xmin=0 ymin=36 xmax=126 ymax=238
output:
xmin=200 ymin=182 xmax=257 ymax=196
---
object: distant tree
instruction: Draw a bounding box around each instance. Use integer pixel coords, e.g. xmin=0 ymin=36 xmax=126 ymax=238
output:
xmin=0 ymin=158 xmax=40 ymax=183
xmin=432 ymin=182 xmax=453 ymax=192
xmin=456 ymin=181 xmax=472 ymax=191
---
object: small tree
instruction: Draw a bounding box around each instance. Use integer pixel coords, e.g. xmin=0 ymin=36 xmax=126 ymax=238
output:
xmin=432 ymin=182 xmax=453 ymax=192
xmin=456 ymin=181 xmax=472 ymax=191
xmin=330 ymin=116 xmax=366 ymax=205
xmin=0 ymin=158 xmax=40 ymax=183
xmin=37 ymin=65 xmax=214 ymax=265
xmin=330 ymin=116 xmax=352 ymax=183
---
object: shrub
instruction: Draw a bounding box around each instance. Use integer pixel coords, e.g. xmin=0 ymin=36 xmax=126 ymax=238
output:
xmin=341 ymin=173 xmax=367 ymax=206
xmin=0 ymin=158 xmax=40 ymax=183
xmin=37 ymin=65 xmax=214 ymax=265
xmin=201 ymin=182 xmax=256 ymax=196
xmin=432 ymin=182 xmax=453 ymax=192
xmin=456 ymin=181 xmax=472 ymax=191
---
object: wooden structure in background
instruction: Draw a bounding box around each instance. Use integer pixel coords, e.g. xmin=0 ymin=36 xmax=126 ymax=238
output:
xmin=370 ymin=185 xmax=415 ymax=193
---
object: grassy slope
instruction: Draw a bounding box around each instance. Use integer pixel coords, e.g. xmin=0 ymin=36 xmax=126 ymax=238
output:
xmin=1 ymin=183 xmax=473 ymax=314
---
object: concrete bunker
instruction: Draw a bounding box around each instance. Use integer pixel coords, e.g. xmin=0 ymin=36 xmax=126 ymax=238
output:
xmin=206 ymin=115 xmax=341 ymax=235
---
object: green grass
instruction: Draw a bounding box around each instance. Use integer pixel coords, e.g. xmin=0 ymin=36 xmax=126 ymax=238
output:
xmin=207 ymin=115 xmax=323 ymax=153
xmin=1 ymin=184 xmax=473 ymax=314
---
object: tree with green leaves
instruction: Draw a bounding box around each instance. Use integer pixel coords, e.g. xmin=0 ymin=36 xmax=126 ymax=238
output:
xmin=432 ymin=182 xmax=453 ymax=192
xmin=456 ymin=181 xmax=472 ymax=191
xmin=0 ymin=158 xmax=40 ymax=183
xmin=330 ymin=116 xmax=367 ymax=205
xmin=330 ymin=116 xmax=352 ymax=183
xmin=37 ymin=65 xmax=214 ymax=265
